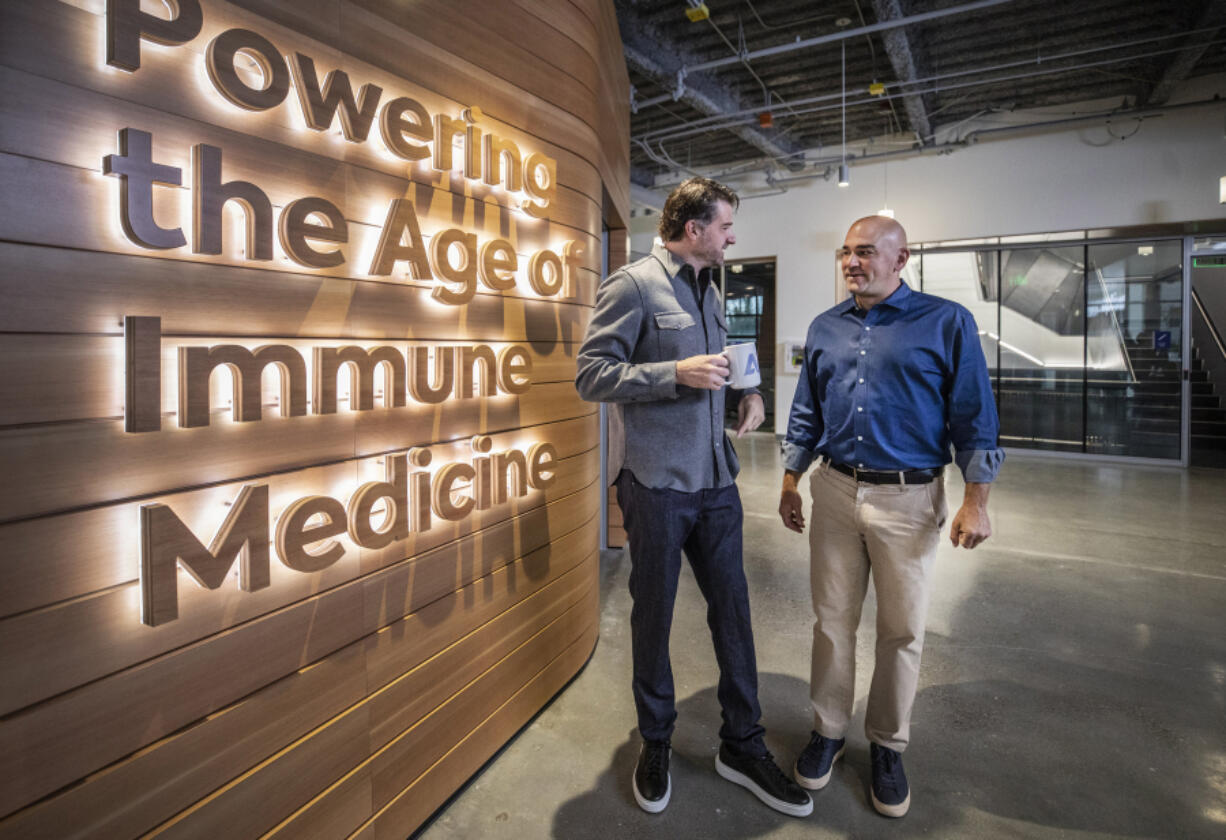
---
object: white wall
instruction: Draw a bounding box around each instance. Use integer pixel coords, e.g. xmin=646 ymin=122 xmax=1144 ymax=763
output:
xmin=647 ymin=80 xmax=1226 ymax=433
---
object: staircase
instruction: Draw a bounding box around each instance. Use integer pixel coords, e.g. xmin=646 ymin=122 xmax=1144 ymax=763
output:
xmin=1122 ymin=332 xmax=1226 ymax=464
xmin=1189 ymin=342 xmax=1226 ymax=467
xmin=991 ymin=331 xmax=1226 ymax=463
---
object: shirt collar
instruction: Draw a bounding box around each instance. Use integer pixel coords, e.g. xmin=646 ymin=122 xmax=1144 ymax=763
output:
xmin=652 ymin=241 xmax=713 ymax=285
xmin=838 ymin=280 xmax=913 ymax=316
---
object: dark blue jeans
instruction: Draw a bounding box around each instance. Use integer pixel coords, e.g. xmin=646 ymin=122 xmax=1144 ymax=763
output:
xmin=615 ymin=470 xmax=767 ymax=757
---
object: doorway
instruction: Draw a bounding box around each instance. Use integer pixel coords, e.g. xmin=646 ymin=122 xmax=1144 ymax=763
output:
xmin=722 ymin=259 xmax=776 ymax=429
xmin=1189 ymin=237 xmax=1226 ymax=467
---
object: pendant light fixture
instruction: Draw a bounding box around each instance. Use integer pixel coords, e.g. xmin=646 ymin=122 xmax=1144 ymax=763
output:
xmin=838 ymin=41 xmax=850 ymax=188
xmin=877 ymin=163 xmax=893 ymax=217
xmin=878 ymin=115 xmax=893 ymax=217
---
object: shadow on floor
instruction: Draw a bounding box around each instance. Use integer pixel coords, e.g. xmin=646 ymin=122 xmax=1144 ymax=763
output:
xmin=551 ymin=665 xmax=1225 ymax=839
xmin=551 ymin=673 xmax=845 ymax=840
xmin=552 ymin=541 xmax=1226 ymax=839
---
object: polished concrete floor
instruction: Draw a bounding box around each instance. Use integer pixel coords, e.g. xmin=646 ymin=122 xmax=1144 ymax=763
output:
xmin=419 ymin=434 xmax=1226 ymax=840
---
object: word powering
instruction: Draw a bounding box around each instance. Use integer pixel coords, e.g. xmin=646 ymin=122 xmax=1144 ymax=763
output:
xmin=103 ymin=0 xmax=575 ymax=304
xmin=140 ymin=438 xmax=558 ymax=625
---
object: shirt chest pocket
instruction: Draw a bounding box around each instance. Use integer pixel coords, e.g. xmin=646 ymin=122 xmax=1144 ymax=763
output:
xmin=653 ymin=310 xmax=701 ymax=360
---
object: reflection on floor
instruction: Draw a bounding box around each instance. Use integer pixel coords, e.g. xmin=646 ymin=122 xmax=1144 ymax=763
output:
xmin=418 ymin=433 xmax=1226 ymax=840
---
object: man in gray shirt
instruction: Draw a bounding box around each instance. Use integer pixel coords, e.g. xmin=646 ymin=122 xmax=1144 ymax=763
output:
xmin=576 ymin=177 xmax=811 ymax=818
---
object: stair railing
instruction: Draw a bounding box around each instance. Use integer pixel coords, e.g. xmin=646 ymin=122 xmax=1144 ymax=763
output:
xmin=1093 ymin=266 xmax=1137 ymax=383
xmin=1191 ymin=287 xmax=1226 ymax=365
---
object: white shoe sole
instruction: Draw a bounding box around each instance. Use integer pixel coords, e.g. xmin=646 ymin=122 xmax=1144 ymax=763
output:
xmin=715 ymin=754 xmax=813 ymax=817
xmin=793 ymin=744 xmax=845 ymax=790
xmin=871 ymin=788 xmax=910 ymax=818
xmin=632 ymin=770 xmax=670 ymax=813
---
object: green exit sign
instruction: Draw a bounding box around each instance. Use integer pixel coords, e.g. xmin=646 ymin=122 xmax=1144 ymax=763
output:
xmin=1193 ymin=255 xmax=1226 ymax=268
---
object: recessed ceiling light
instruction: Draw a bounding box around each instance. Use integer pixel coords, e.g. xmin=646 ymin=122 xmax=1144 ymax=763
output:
xmin=835 ymin=17 xmax=852 ymax=27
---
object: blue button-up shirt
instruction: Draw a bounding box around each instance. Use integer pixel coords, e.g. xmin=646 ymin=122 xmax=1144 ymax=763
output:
xmin=783 ymin=282 xmax=1004 ymax=482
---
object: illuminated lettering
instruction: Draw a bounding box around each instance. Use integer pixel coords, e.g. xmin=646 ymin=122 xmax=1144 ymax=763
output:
xmin=521 ymin=151 xmax=557 ymax=219
xmin=193 ymin=143 xmax=273 ymax=259
xmin=289 ymin=52 xmax=383 ymax=142
xmin=409 ymin=346 xmax=454 ymax=405
xmin=432 ymin=112 xmax=468 ymax=174
xmin=139 ymin=438 xmax=559 ymax=623
xmin=140 ymin=484 xmax=270 ymax=626
xmin=497 ymin=345 xmax=533 ymax=395
xmin=529 ymin=442 xmax=558 ymax=487
xmin=279 ymin=196 xmax=348 ymax=268
xmin=103 ymin=128 xmax=186 ymax=250
xmin=430 ymin=228 xmax=479 ymax=305
xmin=205 ymin=28 xmax=290 ymax=111
xmin=380 ymin=97 xmax=433 ymax=161
xmin=479 ymin=238 xmax=518 ymax=291
xmin=369 ymin=198 xmax=433 ymax=279
xmin=125 ymin=315 xmax=162 ymax=433
xmin=313 ymin=345 xmax=407 ymax=413
xmin=493 ymin=449 xmax=527 ymax=504
xmin=148 ymin=334 xmax=536 ymax=429
xmin=347 ymin=454 xmax=409 ymax=548
xmin=104 ymin=130 xmax=577 ymax=301
xmin=276 ymin=495 xmax=347 ymax=572
xmin=106 ymin=0 xmax=203 ymax=72
xmin=102 ymin=5 xmax=560 ymax=219
xmin=482 ymin=135 xmax=522 ymax=191
xmin=458 ymin=345 xmax=497 ymax=398
xmin=178 ymin=344 xmax=308 ymax=428
xmin=528 ymin=248 xmax=563 ymax=296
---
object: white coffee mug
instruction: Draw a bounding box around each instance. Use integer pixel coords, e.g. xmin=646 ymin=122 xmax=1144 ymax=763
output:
xmin=724 ymin=341 xmax=761 ymax=389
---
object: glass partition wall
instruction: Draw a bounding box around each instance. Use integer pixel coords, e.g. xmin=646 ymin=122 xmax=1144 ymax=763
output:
xmin=912 ymin=237 xmax=1185 ymax=462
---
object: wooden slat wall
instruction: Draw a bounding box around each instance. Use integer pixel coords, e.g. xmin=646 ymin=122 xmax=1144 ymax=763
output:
xmin=0 ymin=0 xmax=627 ymax=837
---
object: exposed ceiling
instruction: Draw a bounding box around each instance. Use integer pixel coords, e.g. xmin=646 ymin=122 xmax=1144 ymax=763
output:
xmin=615 ymin=0 xmax=1226 ymax=192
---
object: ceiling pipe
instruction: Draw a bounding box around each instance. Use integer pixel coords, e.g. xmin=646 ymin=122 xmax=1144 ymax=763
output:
xmin=642 ymin=97 xmax=1226 ymax=197
xmin=1146 ymin=0 xmax=1226 ymax=105
xmin=633 ymin=26 xmax=1226 ymax=144
xmin=684 ymin=0 xmax=1015 ymax=74
xmin=815 ymin=97 xmax=1226 ymax=168
xmin=635 ymin=22 xmax=1223 ymax=119
xmin=635 ymin=37 xmax=1226 ymax=148
xmin=958 ymin=96 xmax=1226 ymax=143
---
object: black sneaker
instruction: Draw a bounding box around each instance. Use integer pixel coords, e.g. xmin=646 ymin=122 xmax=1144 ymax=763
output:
xmin=633 ymin=739 xmax=671 ymax=813
xmin=715 ymin=743 xmax=813 ymax=817
xmin=794 ymin=731 xmax=846 ymax=790
xmin=869 ymin=742 xmax=910 ymax=818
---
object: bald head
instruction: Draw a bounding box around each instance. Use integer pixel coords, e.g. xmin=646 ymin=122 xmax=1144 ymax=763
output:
xmin=848 ymin=215 xmax=908 ymax=250
xmin=840 ymin=215 xmax=911 ymax=310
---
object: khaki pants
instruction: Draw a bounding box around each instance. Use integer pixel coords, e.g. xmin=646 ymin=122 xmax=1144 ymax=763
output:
xmin=807 ymin=462 xmax=947 ymax=752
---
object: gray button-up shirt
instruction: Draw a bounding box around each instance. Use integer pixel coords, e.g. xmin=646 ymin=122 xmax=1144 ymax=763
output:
xmin=576 ymin=242 xmax=751 ymax=491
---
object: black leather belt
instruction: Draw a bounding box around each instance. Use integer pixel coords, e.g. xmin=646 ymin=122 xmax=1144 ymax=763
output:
xmin=827 ymin=461 xmax=940 ymax=485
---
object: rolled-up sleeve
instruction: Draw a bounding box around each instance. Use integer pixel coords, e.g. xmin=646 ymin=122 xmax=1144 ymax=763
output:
xmin=949 ymin=310 xmax=1005 ymax=482
xmin=783 ymin=334 xmax=823 ymax=474
xmin=575 ymin=270 xmax=677 ymax=404
xmin=955 ymin=448 xmax=1006 ymax=483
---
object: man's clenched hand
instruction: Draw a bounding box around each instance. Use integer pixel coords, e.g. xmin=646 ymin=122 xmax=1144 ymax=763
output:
xmin=676 ymin=354 xmax=730 ymax=390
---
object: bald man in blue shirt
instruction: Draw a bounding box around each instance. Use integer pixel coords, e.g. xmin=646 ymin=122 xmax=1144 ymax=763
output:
xmin=778 ymin=215 xmax=1004 ymax=819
